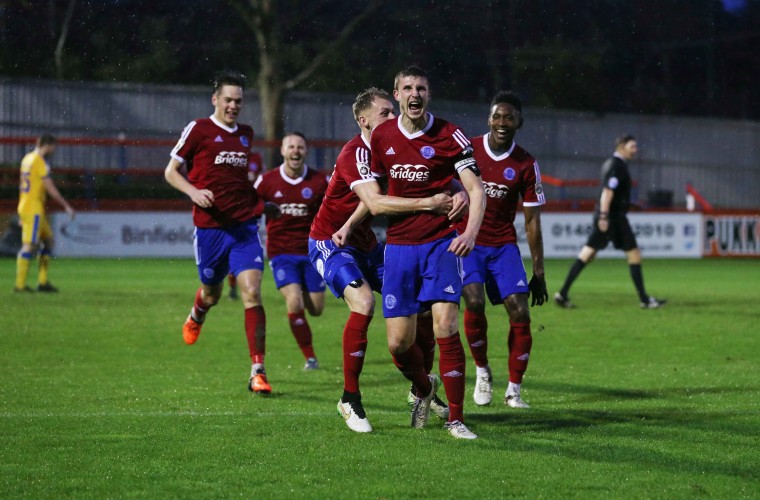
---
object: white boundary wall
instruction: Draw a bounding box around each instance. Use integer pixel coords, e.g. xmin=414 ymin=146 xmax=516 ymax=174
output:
xmin=51 ymin=212 xmax=707 ymax=259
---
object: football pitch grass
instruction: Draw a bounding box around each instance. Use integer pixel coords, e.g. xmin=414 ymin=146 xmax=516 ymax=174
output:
xmin=2 ymin=257 xmax=759 ymax=498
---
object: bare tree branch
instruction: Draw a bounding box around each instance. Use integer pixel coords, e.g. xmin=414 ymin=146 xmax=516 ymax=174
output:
xmin=284 ymin=0 xmax=383 ymax=90
xmin=54 ymin=0 xmax=77 ymax=79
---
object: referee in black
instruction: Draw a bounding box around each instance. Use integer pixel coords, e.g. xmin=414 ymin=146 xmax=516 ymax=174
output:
xmin=554 ymin=134 xmax=666 ymax=309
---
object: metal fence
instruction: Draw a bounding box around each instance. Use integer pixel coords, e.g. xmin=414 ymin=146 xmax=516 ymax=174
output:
xmin=1 ymin=78 xmax=758 ymax=208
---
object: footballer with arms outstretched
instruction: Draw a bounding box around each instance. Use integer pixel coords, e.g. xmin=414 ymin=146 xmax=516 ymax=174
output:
xmin=255 ymin=132 xmax=328 ymax=372
xmin=309 ymin=87 xmax=462 ymax=433
xmin=364 ymin=66 xmax=486 ymax=439
xmin=164 ymin=69 xmax=272 ymax=395
xmin=458 ymin=91 xmax=548 ymax=410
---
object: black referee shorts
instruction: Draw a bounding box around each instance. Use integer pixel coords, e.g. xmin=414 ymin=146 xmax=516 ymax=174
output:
xmin=585 ymin=215 xmax=638 ymax=251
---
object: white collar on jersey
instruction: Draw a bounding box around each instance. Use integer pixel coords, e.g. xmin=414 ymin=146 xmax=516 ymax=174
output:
xmin=210 ymin=114 xmax=239 ymax=134
xmin=360 ymin=133 xmax=371 ymax=149
xmin=397 ymin=112 xmax=434 ymax=140
xmin=483 ymin=134 xmax=516 ymax=161
xmin=279 ymin=163 xmax=309 ymax=185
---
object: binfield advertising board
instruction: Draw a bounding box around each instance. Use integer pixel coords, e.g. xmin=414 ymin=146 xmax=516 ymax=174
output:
xmin=51 ymin=212 xmax=196 ymax=257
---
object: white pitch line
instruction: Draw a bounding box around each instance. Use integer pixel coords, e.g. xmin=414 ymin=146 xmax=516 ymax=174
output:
xmin=0 ymin=409 xmax=403 ymax=418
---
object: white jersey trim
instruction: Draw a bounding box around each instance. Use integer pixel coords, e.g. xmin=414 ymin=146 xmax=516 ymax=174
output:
xmin=396 ymin=112 xmax=434 ymax=140
xmin=482 ymin=134 xmax=516 ymax=162
xmin=277 ymin=164 xmax=309 ymax=185
xmin=349 ymin=177 xmax=378 ymax=191
xmin=210 ymin=114 xmax=238 ymax=134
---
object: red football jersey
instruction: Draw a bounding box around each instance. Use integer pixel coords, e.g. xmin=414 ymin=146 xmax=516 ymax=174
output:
xmin=309 ymin=134 xmax=378 ymax=252
xmin=170 ymin=116 xmax=262 ymax=228
xmin=255 ymin=165 xmax=329 ymax=257
xmin=370 ymin=114 xmax=477 ymax=244
xmin=457 ymin=135 xmax=546 ymax=246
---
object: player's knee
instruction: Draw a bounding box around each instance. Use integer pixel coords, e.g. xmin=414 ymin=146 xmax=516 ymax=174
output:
xmin=465 ymin=296 xmax=486 ymax=313
xmin=240 ymin=285 xmax=262 ymax=305
xmin=348 ymin=291 xmax=375 ymax=315
xmin=510 ymin=308 xmax=530 ymax=324
xmin=388 ymin=336 xmax=413 ymax=354
xmin=434 ymin=315 xmax=459 ymax=336
xmin=307 ymin=303 xmax=325 ymax=317
xmin=203 ymin=292 xmax=221 ymax=307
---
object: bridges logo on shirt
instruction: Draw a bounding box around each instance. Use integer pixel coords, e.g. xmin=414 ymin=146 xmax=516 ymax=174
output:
xmin=389 ymin=164 xmax=430 ymax=182
xmin=214 ymin=151 xmax=248 ymax=167
xmin=279 ymin=203 xmax=309 ymax=217
xmin=483 ymin=181 xmax=510 ymax=199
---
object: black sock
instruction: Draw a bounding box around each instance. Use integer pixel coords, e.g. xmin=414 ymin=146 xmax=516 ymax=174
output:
xmin=560 ymin=259 xmax=586 ymax=297
xmin=629 ymin=264 xmax=648 ymax=302
xmin=342 ymin=390 xmax=361 ymax=403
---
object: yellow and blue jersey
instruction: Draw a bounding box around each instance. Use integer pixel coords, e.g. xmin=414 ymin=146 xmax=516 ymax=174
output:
xmin=17 ymin=151 xmax=50 ymax=216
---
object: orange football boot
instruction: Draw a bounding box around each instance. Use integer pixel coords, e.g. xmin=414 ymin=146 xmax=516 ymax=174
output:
xmin=249 ymin=373 xmax=272 ymax=395
xmin=183 ymin=315 xmax=203 ymax=345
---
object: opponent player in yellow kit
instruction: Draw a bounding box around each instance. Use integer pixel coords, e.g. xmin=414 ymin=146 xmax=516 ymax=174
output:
xmin=15 ymin=135 xmax=75 ymax=292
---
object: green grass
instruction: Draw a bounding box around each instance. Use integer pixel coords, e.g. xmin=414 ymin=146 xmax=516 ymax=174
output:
xmin=2 ymin=257 xmax=759 ymax=498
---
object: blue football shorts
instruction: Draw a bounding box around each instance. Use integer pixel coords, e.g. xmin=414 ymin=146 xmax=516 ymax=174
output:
xmin=382 ymin=232 xmax=463 ymax=318
xmin=269 ymin=254 xmax=326 ymax=292
xmin=308 ymin=238 xmax=384 ymax=298
xmin=193 ymin=218 xmax=264 ymax=285
xmin=462 ymin=243 xmax=528 ymax=305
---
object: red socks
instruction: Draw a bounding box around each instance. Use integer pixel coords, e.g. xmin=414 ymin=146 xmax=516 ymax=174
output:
xmin=415 ymin=315 xmax=436 ymax=373
xmin=437 ymin=333 xmax=466 ymax=423
xmin=463 ymin=309 xmax=489 ymax=368
xmin=391 ymin=344 xmax=431 ymax=397
xmin=342 ymin=312 xmax=372 ymax=393
xmin=508 ymin=322 xmax=532 ymax=384
xmin=192 ymin=287 xmax=210 ymax=322
xmin=245 ymin=305 xmax=266 ymax=364
xmin=288 ymin=311 xmax=316 ymax=360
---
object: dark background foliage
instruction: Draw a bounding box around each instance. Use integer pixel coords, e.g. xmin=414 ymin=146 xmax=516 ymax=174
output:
xmin=2 ymin=0 xmax=758 ymax=119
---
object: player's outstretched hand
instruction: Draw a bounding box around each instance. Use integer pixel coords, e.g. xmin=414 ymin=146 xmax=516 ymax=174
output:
xmin=528 ymin=274 xmax=548 ymax=306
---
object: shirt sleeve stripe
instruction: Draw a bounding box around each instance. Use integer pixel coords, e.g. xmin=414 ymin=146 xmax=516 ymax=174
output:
xmin=170 ymin=121 xmax=197 ymax=160
xmin=452 ymin=129 xmax=470 ymax=150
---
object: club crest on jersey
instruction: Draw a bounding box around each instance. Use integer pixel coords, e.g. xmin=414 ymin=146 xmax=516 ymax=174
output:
xmin=503 ymin=167 xmax=516 ymax=180
xmin=390 ymin=164 xmax=430 ymax=182
xmin=301 ymin=187 xmax=313 ymax=199
xmin=420 ymin=146 xmax=435 ymax=159
xmin=240 ymin=136 xmax=249 ymax=148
